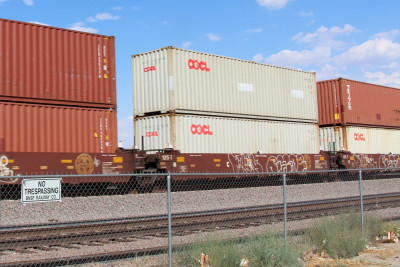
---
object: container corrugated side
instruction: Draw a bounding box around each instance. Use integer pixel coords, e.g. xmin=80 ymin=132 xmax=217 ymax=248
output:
xmin=134 ymin=114 xmax=320 ymax=154
xmin=0 ymin=18 xmax=116 ymax=107
xmin=133 ymin=47 xmax=318 ymax=122
xmin=318 ymin=78 xmax=400 ymax=128
xmin=320 ymin=126 xmax=400 ymax=154
xmin=0 ymin=102 xmax=117 ymax=153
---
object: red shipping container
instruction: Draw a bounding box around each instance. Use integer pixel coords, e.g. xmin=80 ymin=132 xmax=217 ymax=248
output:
xmin=0 ymin=18 xmax=116 ymax=107
xmin=317 ymin=78 xmax=400 ymax=128
xmin=0 ymin=102 xmax=117 ymax=153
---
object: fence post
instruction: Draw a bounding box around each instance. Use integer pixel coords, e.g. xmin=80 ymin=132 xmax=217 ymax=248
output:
xmin=167 ymin=173 xmax=172 ymax=267
xmin=358 ymin=169 xmax=364 ymax=232
xmin=283 ymin=173 xmax=287 ymax=242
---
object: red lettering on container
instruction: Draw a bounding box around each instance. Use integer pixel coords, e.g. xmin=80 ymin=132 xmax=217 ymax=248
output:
xmin=146 ymin=131 xmax=158 ymax=137
xmin=191 ymin=124 xmax=213 ymax=135
xmin=188 ymin=59 xmax=210 ymax=72
xmin=144 ymin=66 xmax=156 ymax=72
xmin=354 ymin=133 xmax=365 ymax=141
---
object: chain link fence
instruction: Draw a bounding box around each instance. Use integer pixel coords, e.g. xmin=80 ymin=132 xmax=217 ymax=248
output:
xmin=0 ymin=168 xmax=399 ymax=266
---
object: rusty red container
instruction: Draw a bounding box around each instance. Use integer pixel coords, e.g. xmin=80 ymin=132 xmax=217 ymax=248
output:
xmin=0 ymin=102 xmax=117 ymax=153
xmin=0 ymin=18 xmax=116 ymax=107
xmin=317 ymin=78 xmax=400 ymax=128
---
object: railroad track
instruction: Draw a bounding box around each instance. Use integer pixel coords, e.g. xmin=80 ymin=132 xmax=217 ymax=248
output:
xmin=1 ymin=192 xmax=399 ymax=266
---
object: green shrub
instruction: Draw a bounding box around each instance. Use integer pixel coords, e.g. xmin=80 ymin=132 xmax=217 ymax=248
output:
xmin=307 ymin=213 xmax=383 ymax=259
xmin=245 ymin=230 xmax=301 ymax=267
xmin=174 ymin=238 xmax=242 ymax=267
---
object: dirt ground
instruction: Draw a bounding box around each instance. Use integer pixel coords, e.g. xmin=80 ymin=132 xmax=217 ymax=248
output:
xmin=304 ymin=241 xmax=400 ymax=267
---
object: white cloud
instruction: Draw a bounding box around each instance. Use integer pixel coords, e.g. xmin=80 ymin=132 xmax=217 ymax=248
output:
xmin=206 ymin=33 xmax=221 ymax=42
xmin=299 ymin=11 xmax=313 ymax=17
xmin=182 ymin=42 xmax=193 ymax=49
xmin=316 ymin=64 xmax=346 ymax=81
xmin=246 ymin=28 xmax=264 ymax=33
xmin=364 ymin=71 xmax=400 ymax=88
xmin=292 ymin=24 xmax=356 ymax=50
xmin=69 ymin=22 xmax=98 ymax=33
xmin=22 ymin=0 xmax=33 ymax=5
xmin=373 ymin=30 xmax=400 ymax=41
xmin=256 ymin=0 xmax=291 ymax=10
xmin=334 ymin=38 xmax=400 ymax=67
xmin=29 ymin=21 xmax=49 ymax=26
xmin=264 ymin=46 xmax=331 ymax=68
xmin=113 ymin=6 xmax=123 ymax=10
xmin=253 ymin=53 xmax=264 ymax=62
xmin=96 ymin=13 xmax=120 ymax=20
xmin=87 ymin=17 xmax=97 ymax=23
xmin=118 ymin=116 xmax=134 ymax=149
xmin=87 ymin=13 xmax=120 ymax=23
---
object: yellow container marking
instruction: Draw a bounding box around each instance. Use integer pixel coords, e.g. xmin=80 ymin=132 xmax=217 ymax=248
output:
xmin=320 ymin=157 xmax=325 ymax=161
xmin=67 ymin=166 xmax=74 ymax=170
xmin=12 ymin=166 xmax=20 ymax=170
xmin=160 ymin=162 xmax=166 ymax=166
xmin=270 ymin=159 xmax=275 ymax=162
xmin=8 ymin=159 xmax=14 ymax=163
xmin=61 ymin=159 xmax=72 ymax=164
xmin=213 ymin=159 xmax=221 ymax=162
xmin=350 ymin=156 xmax=354 ymax=160
xmin=40 ymin=166 xmax=48 ymax=170
xmin=246 ymin=158 xmax=253 ymax=162
xmin=216 ymin=164 xmax=220 ymax=167
xmin=190 ymin=164 xmax=196 ymax=168
xmin=113 ymin=157 xmax=123 ymax=163
xmin=177 ymin=157 xmax=185 ymax=163
xmin=334 ymin=113 xmax=340 ymax=120
xmin=117 ymin=165 xmax=123 ymax=169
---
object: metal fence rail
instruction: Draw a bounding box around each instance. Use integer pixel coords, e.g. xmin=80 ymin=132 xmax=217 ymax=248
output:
xmin=0 ymin=168 xmax=399 ymax=266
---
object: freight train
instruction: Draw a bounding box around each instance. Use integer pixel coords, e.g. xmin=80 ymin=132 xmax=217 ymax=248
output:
xmin=0 ymin=18 xmax=399 ymax=191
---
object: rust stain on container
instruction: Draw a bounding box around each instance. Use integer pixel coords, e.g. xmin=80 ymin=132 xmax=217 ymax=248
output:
xmin=0 ymin=102 xmax=117 ymax=153
xmin=0 ymin=18 xmax=116 ymax=107
xmin=318 ymin=78 xmax=400 ymax=128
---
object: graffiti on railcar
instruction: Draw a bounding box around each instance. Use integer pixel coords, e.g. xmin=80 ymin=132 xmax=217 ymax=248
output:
xmin=227 ymin=153 xmax=263 ymax=173
xmin=266 ymin=154 xmax=310 ymax=173
xmin=379 ymin=153 xmax=400 ymax=168
xmin=352 ymin=154 xmax=378 ymax=169
xmin=0 ymin=155 xmax=19 ymax=184
xmin=0 ymin=155 xmax=13 ymax=176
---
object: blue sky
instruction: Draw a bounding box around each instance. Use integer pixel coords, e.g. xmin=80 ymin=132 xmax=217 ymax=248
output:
xmin=1 ymin=0 xmax=399 ymax=148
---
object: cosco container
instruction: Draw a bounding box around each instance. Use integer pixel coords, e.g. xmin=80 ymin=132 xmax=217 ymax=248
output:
xmin=132 ymin=46 xmax=318 ymax=122
xmin=318 ymin=78 xmax=400 ymax=128
xmin=134 ymin=114 xmax=320 ymax=154
xmin=0 ymin=102 xmax=117 ymax=153
xmin=0 ymin=18 xmax=116 ymax=107
xmin=320 ymin=126 xmax=400 ymax=154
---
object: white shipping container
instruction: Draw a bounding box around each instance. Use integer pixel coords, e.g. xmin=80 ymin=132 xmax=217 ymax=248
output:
xmin=320 ymin=126 xmax=400 ymax=154
xmin=135 ymin=114 xmax=320 ymax=154
xmin=132 ymin=47 xmax=318 ymax=122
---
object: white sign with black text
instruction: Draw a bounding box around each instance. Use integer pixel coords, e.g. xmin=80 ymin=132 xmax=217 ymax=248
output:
xmin=21 ymin=178 xmax=62 ymax=204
